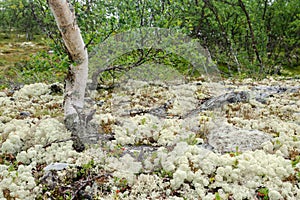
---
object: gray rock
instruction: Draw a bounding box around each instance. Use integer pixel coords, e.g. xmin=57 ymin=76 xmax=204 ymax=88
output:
xmin=183 ymin=91 xmax=250 ymax=118
xmin=44 ymin=162 xmax=75 ymax=171
xmin=252 ymin=85 xmax=300 ymax=104
xmin=207 ymin=121 xmax=272 ymax=153
xmin=200 ymin=91 xmax=250 ymax=110
xmin=19 ymin=111 xmax=31 ymax=118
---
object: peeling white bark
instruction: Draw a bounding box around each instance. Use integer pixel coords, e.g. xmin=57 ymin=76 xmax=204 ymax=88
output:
xmin=48 ymin=0 xmax=88 ymax=117
xmin=49 ymin=0 xmax=89 ymax=151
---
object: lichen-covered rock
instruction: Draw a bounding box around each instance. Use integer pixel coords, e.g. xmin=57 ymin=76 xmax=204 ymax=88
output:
xmin=207 ymin=121 xmax=272 ymax=153
xmin=200 ymin=91 xmax=250 ymax=110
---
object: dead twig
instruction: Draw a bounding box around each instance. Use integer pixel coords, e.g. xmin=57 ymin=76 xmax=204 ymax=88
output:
xmin=42 ymin=137 xmax=75 ymax=148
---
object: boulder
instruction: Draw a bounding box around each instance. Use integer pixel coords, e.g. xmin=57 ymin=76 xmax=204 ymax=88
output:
xmin=207 ymin=121 xmax=272 ymax=153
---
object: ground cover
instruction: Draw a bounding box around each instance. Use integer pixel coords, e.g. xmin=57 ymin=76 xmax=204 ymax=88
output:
xmin=0 ymin=76 xmax=299 ymax=199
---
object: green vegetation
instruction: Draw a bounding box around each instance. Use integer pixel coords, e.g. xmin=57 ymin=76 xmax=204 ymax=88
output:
xmin=215 ymin=192 xmax=221 ymax=200
xmin=0 ymin=0 xmax=299 ymax=87
xmin=257 ymin=187 xmax=269 ymax=200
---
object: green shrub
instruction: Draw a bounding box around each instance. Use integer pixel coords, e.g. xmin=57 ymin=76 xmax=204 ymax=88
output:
xmin=10 ymin=51 xmax=69 ymax=85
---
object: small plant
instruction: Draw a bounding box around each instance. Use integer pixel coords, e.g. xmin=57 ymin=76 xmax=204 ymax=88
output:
xmin=297 ymin=172 xmax=300 ymax=181
xmin=154 ymin=169 xmax=173 ymax=179
xmin=140 ymin=117 xmax=147 ymax=125
xmin=229 ymin=146 xmax=241 ymax=157
xmin=291 ymin=155 xmax=300 ymax=167
xmin=113 ymin=177 xmax=130 ymax=194
xmin=77 ymin=159 xmax=95 ymax=177
xmin=233 ymin=159 xmax=239 ymax=169
xmin=183 ymin=134 xmax=198 ymax=145
xmin=106 ymin=144 xmax=126 ymax=158
xmin=215 ymin=192 xmax=221 ymax=200
xmin=256 ymin=187 xmax=269 ymax=200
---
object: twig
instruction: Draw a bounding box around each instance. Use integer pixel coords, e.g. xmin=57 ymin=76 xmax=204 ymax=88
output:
xmin=43 ymin=137 xmax=75 ymax=148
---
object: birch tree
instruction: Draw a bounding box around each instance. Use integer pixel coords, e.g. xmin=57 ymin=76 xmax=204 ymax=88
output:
xmin=48 ymin=0 xmax=89 ymax=151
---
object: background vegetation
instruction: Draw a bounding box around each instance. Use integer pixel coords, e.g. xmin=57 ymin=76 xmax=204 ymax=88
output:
xmin=0 ymin=0 xmax=299 ymax=88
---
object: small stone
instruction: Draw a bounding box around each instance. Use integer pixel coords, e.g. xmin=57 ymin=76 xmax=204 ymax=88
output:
xmin=20 ymin=111 xmax=31 ymax=118
xmin=6 ymin=90 xmax=15 ymax=97
xmin=97 ymin=100 xmax=104 ymax=106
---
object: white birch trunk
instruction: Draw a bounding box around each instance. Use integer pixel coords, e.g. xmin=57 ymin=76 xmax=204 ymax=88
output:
xmin=49 ymin=0 xmax=88 ymax=151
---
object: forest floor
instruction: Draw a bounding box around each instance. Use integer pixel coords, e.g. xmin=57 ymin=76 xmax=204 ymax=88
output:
xmin=0 ymin=32 xmax=46 ymax=66
xmin=0 ymin=32 xmax=47 ymax=87
xmin=0 ymin=75 xmax=299 ymax=199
